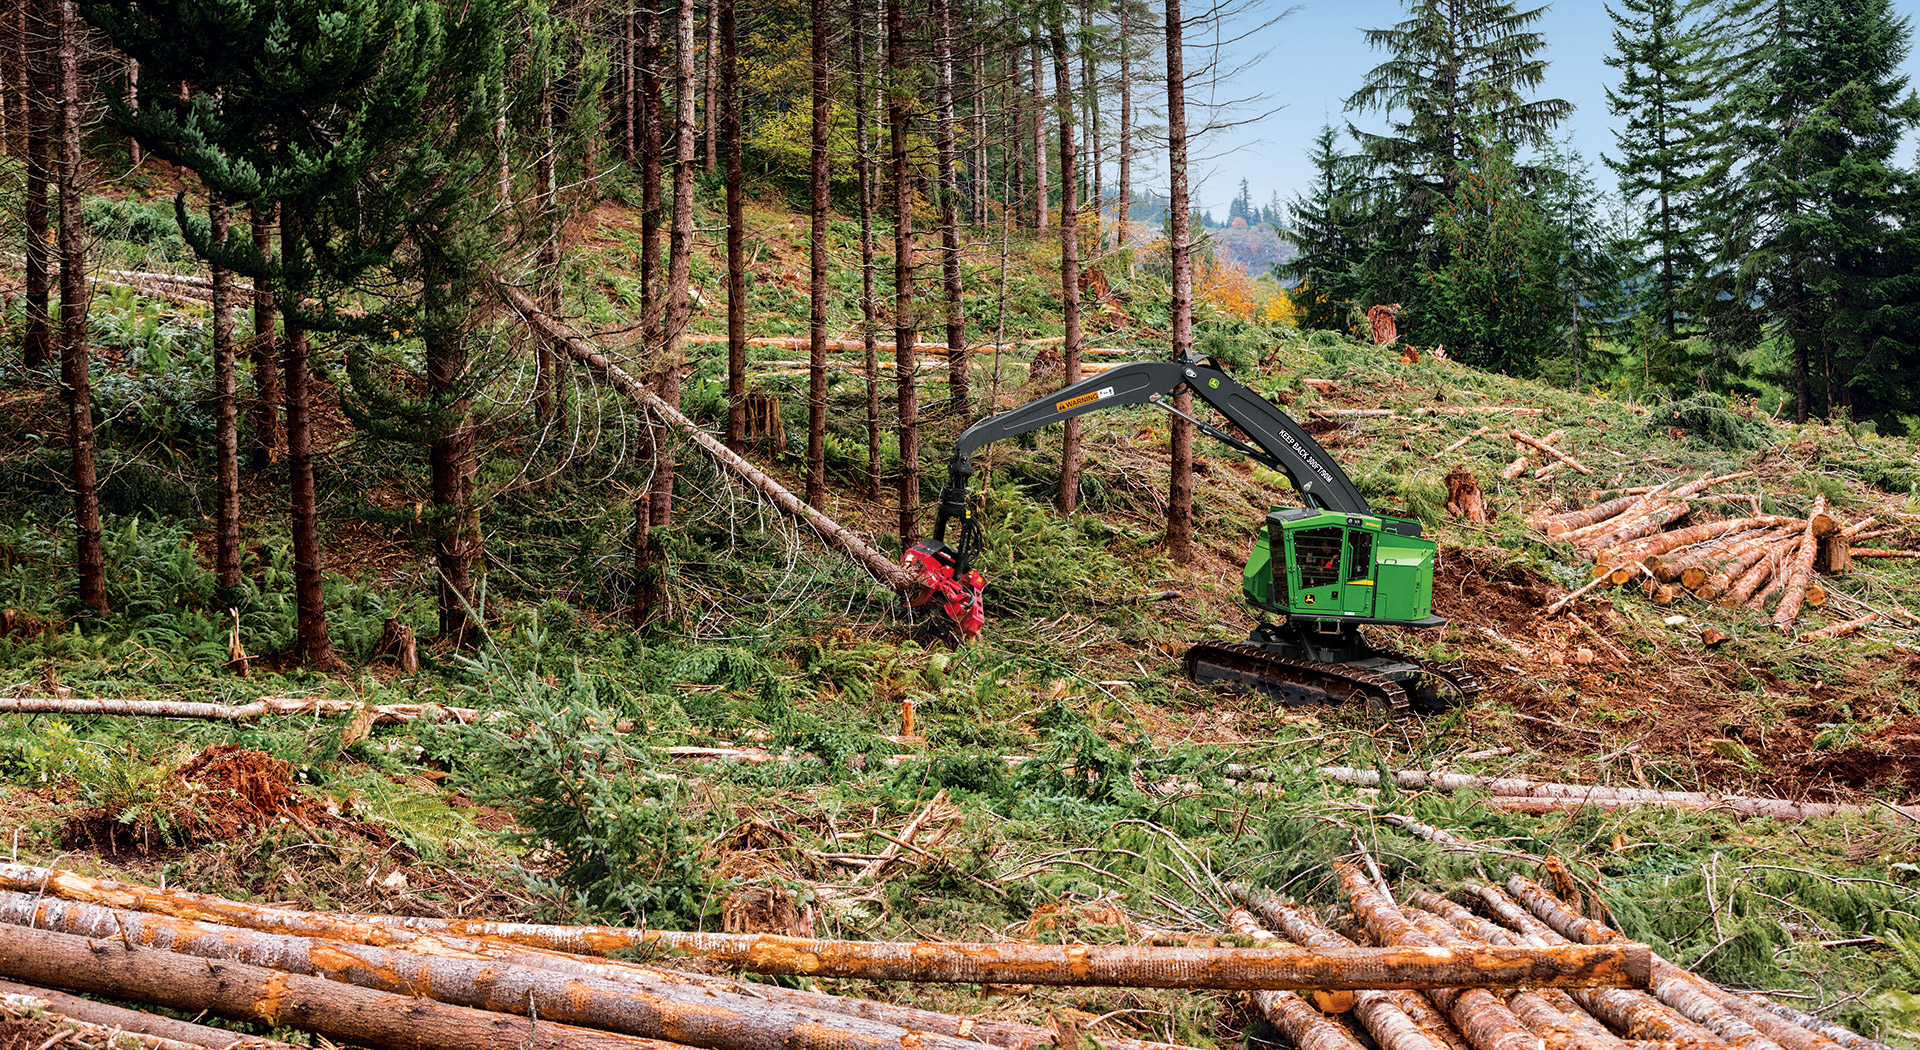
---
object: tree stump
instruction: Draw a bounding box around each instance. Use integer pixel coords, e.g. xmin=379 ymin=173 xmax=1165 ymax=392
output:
xmin=745 ymin=393 xmax=785 ymax=451
xmin=1445 ymin=470 xmax=1489 ymax=524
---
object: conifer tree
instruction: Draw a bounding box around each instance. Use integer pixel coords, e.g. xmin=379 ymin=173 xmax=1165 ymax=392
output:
xmin=1739 ymin=0 xmax=1920 ymax=420
xmin=1279 ymin=125 xmax=1374 ymax=333
xmin=1604 ymin=0 xmax=1712 ymax=347
xmin=86 ymin=0 xmax=462 ymax=666
xmin=1346 ymin=0 xmax=1572 ymax=296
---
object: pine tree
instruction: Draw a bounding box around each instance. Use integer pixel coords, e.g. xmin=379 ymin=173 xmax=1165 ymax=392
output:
xmin=1279 ymin=124 xmax=1375 ymax=333
xmin=1346 ymin=0 xmax=1572 ymax=297
xmin=87 ymin=0 xmax=468 ymax=666
xmin=1603 ymin=0 xmax=1712 ymax=345
xmin=1418 ymin=143 xmax=1562 ymax=374
xmin=1740 ymin=0 xmax=1920 ymax=421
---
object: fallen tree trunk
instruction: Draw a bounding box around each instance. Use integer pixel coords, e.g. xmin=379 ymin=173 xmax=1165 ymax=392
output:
xmin=1771 ymin=497 xmax=1827 ymax=629
xmin=1559 ymin=488 xmax=1674 ymax=546
xmin=1543 ymin=491 xmax=1665 ymax=538
xmin=1316 ymin=766 xmax=1916 ymax=821
xmin=1580 ymin=502 xmax=1691 ymax=560
xmin=1338 ymin=864 xmax=1554 ymax=1050
xmin=1504 ymin=876 xmax=1800 ymax=1050
xmin=1849 ymin=548 xmax=1920 ymax=559
xmin=501 ymin=284 xmax=915 ymax=592
xmin=1444 ymin=427 xmax=1491 ymax=455
xmin=1698 ymin=534 xmax=1793 ymax=602
xmin=0 ymin=923 xmax=704 ymax=1050
xmin=0 ymin=978 xmax=304 ymax=1050
xmin=1510 ymin=432 xmax=1591 ymax=475
xmin=1251 ymin=899 xmax=1457 ymax=1050
xmin=1630 ymin=518 xmax=1798 ymax=579
xmin=0 ymin=876 xmax=1646 ymax=994
xmin=1744 ymin=996 xmax=1895 ymax=1050
xmin=1462 ymin=884 xmax=1732 ymax=1050
xmin=1800 ymin=614 xmax=1877 ymax=641
xmin=1671 ymin=527 xmax=1800 ymax=591
xmin=1399 ymin=907 xmax=1608 ymax=1050
xmin=0 ymin=892 xmax=1002 ymax=1050
xmin=0 ymin=696 xmax=481 ymax=724
xmin=1222 ymin=909 xmax=1369 ymax=1050
xmin=1404 ymin=892 xmax=1630 ymax=1050
xmin=0 ymin=866 xmax=1184 ymax=1050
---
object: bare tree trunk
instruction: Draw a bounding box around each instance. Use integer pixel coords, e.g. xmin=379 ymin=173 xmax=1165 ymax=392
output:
xmin=723 ymin=0 xmax=745 ymax=452
xmin=22 ymin=0 xmax=49 ymax=368
xmin=653 ymin=0 xmax=699 ymax=543
xmin=1008 ymin=57 xmax=1025 ymax=229
xmin=703 ymin=0 xmax=718 ymax=172
xmin=211 ymin=202 xmax=241 ymax=591
xmin=888 ymin=0 xmax=918 ymax=547
xmin=426 ymin=277 xmax=480 ymax=648
xmin=632 ymin=0 xmax=668 ymax=630
xmin=247 ymin=204 xmax=282 ymax=467
xmin=855 ymin=0 xmax=881 ymax=499
xmin=124 ymin=55 xmax=140 ymax=166
xmin=55 ymin=0 xmax=102 ymax=613
xmin=1030 ymin=32 xmax=1046 ymax=229
xmin=622 ymin=0 xmax=636 ymax=162
xmin=805 ymin=0 xmax=831 ymax=504
xmin=1082 ymin=0 xmax=1098 ymax=236
xmin=933 ymin=0 xmax=966 ymax=414
xmin=970 ymin=16 xmax=987 ymax=228
xmin=1115 ymin=0 xmax=1129 ymax=254
xmin=639 ymin=0 xmax=663 ymax=348
xmin=1050 ymin=10 xmax=1080 ymax=514
xmin=279 ymin=212 xmax=339 ymax=669
xmin=1162 ymin=0 xmax=1192 ymax=563
xmin=534 ymin=69 xmax=559 ymax=424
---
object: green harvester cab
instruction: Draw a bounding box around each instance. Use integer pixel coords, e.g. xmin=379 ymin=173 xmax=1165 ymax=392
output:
xmin=1242 ymin=508 xmax=1439 ymax=625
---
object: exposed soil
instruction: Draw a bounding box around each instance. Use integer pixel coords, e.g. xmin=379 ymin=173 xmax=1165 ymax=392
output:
xmin=61 ymin=744 xmax=396 ymax=858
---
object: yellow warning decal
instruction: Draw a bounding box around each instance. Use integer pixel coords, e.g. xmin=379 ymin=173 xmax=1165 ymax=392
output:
xmin=1056 ymin=390 xmax=1103 ymax=412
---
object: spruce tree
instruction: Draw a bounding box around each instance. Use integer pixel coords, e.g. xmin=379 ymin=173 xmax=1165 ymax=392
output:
xmin=1346 ymin=0 xmax=1572 ymax=298
xmin=1278 ymin=124 xmax=1375 ymax=333
xmin=1603 ymin=0 xmax=1712 ymax=344
xmin=1736 ymin=0 xmax=1920 ymax=421
xmin=84 ymin=0 xmax=476 ymax=665
xmin=1417 ymin=143 xmax=1562 ymax=374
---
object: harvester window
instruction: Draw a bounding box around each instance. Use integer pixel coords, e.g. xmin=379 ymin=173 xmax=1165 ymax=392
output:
xmin=1347 ymin=530 xmax=1372 ymax=582
xmin=1294 ymin=527 xmax=1344 ymax=590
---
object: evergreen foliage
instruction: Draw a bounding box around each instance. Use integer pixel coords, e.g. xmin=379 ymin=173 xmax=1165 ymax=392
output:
xmin=1345 ymin=0 xmax=1573 ymax=298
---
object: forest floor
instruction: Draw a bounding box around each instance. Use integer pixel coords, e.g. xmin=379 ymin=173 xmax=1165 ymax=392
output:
xmin=2 ymin=184 xmax=1919 ymax=1045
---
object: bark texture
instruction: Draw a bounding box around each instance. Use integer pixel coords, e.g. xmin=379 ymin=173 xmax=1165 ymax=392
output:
xmin=888 ymin=0 xmax=918 ymax=546
xmin=805 ymin=0 xmax=830 ymax=503
xmin=1052 ymin=12 xmax=1080 ymax=514
xmin=1163 ymin=0 xmax=1193 ymax=562
xmin=56 ymin=0 xmax=103 ymax=614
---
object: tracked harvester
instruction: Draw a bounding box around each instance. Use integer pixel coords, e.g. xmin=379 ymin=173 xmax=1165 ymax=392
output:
xmin=904 ymin=353 xmax=1480 ymax=713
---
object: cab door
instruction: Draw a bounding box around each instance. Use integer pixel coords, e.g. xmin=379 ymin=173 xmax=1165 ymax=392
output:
xmin=1285 ymin=524 xmax=1375 ymax=618
xmin=1342 ymin=526 xmax=1376 ymax=617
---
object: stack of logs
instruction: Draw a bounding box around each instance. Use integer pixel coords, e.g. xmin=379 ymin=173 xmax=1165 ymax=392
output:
xmin=0 ymin=860 xmax=1885 ymax=1050
xmin=1531 ymin=473 xmax=1914 ymax=633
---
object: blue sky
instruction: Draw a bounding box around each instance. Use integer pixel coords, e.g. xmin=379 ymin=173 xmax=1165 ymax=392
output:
xmin=1170 ymin=0 xmax=1920 ymax=215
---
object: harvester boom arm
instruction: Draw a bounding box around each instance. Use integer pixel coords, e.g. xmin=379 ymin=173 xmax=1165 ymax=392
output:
xmin=930 ymin=358 xmax=1370 ymax=555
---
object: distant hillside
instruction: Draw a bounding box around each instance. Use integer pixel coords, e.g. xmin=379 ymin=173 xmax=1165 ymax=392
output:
xmin=1200 ymin=220 xmax=1294 ymax=278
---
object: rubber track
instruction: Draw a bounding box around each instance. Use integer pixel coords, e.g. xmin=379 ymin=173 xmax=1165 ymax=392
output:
xmin=1371 ymin=647 xmax=1484 ymax=702
xmin=1185 ymin=640 xmax=1411 ymax=714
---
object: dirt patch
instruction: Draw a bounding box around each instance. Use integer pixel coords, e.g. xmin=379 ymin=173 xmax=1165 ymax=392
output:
xmin=61 ymin=745 xmax=395 ymax=858
xmin=0 ymin=1013 xmax=63 ymax=1050
xmin=1797 ymin=716 xmax=1920 ymax=793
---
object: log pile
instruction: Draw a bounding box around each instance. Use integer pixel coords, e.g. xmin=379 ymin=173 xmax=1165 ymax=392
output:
xmin=0 ymin=861 xmax=1887 ymax=1050
xmin=1530 ymin=476 xmax=1917 ymax=632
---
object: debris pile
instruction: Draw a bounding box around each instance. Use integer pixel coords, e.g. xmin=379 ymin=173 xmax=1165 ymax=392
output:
xmin=1529 ymin=474 xmax=1916 ymax=631
xmin=0 ymin=860 xmax=1888 ymax=1050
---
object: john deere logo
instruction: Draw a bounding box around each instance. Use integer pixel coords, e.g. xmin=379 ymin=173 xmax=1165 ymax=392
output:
xmin=1208 ymin=378 xmax=1220 ymax=388
xmin=1303 ymin=593 xmax=1316 ymax=604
